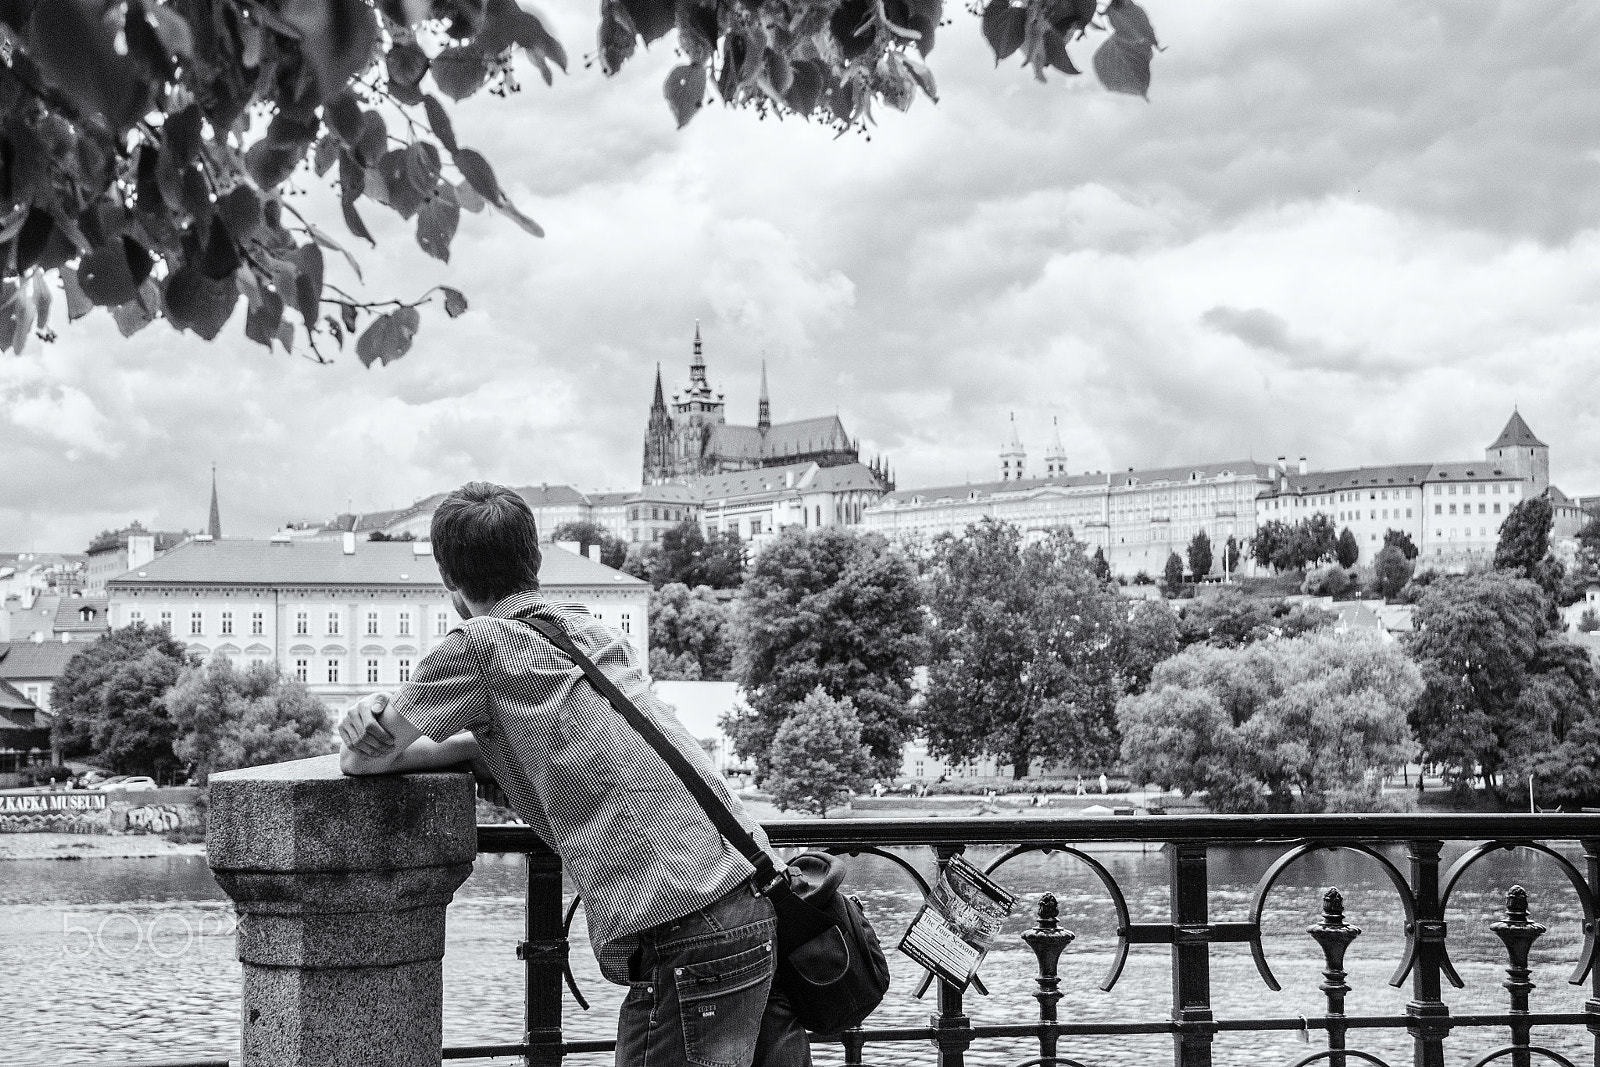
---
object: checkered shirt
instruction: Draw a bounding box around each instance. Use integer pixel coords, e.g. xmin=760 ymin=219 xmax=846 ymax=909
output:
xmin=389 ymin=590 xmax=770 ymax=985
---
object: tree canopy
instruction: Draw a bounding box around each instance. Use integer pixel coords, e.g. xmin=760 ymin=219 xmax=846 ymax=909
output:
xmin=921 ymin=520 xmax=1132 ymax=779
xmin=647 ymin=519 xmax=746 ymax=589
xmin=167 ymin=657 xmax=332 ymax=781
xmin=1495 ymin=497 xmax=1554 ymax=575
xmin=1119 ymin=632 xmax=1421 ymax=813
xmin=50 ymin=622 xmax=195 ymax=778
xmin=1175 ymin=588 xmax=1332 ymax=650
xmin=647 ymin=581 xmax=735 ymax=680
xmin=549 ymin=520 xmax=627 ymax=570
xmin=725 ymin=526 xmax=924 ymax=779
xmin=764 ymin=687 xmax=875 ymax=818
xmin=1250 ymin=515 xmax=1338 ymax=573
xmin=0 ymin=0 xmax=1157 ymax=360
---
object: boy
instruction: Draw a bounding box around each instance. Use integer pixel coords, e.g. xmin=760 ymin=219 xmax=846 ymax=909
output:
xmin=338 ymin=481 xmax=808 ymax=1067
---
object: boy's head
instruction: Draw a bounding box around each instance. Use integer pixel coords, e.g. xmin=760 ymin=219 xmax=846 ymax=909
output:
xmin=431 ymin=482 xmax=542 ymax=605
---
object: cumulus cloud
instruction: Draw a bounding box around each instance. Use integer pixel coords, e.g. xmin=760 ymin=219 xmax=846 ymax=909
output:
xmin=4 ymin=0 xmax=1599 ymax=550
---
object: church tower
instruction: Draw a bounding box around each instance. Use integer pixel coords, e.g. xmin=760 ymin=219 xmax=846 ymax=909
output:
xmin=207 ymin=464 xmax=222 ymax=539
xmin=1486 ymin=409 xmax=1550 ymax=497
xmin=1044 ymin=417 xmax=1067 ymax=478
xmin=757 ymin=360 xmax=771 ymax=433
xmin=999 ymin=413 xmax=1027 ymax=482
xmin=669 ymin=323 xmax=726 ymax=476
xmin=642 ymin=363 xmax=675 ymax=484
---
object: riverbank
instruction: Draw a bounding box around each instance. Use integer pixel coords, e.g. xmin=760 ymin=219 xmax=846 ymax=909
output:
xmin=0 ymin=832 xmax=207 ymax=861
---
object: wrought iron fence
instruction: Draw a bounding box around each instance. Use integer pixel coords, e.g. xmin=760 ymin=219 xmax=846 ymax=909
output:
xmin=464 ymin=813 xmax=1600 ymax=1067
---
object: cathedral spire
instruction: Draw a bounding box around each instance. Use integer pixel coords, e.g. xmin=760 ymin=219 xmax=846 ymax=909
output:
xmin=757 ymin=359 xmax=771 ymax=432
xmin=686 ymin=321 xmax=712 ymax=399
xmin=1045 ymin=416 xmax=1067 ymax=478
xmin=651 ymin=362 xmax=666 ymax=413
xmin=207 ymin=464 xmax=222 ymax=539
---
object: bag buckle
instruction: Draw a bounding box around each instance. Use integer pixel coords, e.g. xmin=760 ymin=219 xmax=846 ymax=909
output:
xmin=752 ymin=866 xmax=789 ymax=897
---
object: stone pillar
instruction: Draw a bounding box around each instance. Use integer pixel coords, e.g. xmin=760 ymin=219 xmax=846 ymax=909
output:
xmin=208 ymin=754 xmax=476 ymax=1067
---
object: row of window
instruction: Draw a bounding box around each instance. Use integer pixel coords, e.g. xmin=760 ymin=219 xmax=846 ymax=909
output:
xmin=291 ymin=657 xmax=414 ymax=685
xmin=629 ymin=506 xmax=689 ymax=522
xmin=1435 ymin=483 xmax=1516 ymax=495
xmin=1435 ymin=502 xmax=1503 ymax=516
xmin=1338 ymin=509 xmax=1415 ymax=522
xmin=128 ymin=609 xmax=453 ymax=638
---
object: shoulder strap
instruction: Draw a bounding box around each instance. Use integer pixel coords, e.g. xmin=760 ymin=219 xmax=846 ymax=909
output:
xmin=517 ymin=615 xmax=782 ymax=889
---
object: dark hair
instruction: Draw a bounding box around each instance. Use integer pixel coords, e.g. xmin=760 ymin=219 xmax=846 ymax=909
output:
xmin=431 ymin=482 xmax=541 ymax=604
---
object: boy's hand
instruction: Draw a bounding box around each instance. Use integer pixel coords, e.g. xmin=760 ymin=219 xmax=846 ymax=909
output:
xmin=339 ymin=694 xmax=395 ymax=757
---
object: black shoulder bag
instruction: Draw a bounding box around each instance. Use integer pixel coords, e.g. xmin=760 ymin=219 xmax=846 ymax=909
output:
xmin=519 ymin=616 xmax=890 ymax=1037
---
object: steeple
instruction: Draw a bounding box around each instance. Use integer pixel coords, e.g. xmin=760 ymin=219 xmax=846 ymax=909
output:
xmin=684 ymin=320 xmax=714 ymax=401
xmin=650 ymin=362 xmax=666 ymax=414
xmin=757 ymin=359 xmax=771 ymax=432
xmin=999 ymin=413 xmax=1027 ymax=482
xmin=207 ymin=464 xmax=222 ymax=539
xmin=1045 ymin=416 xmax=1067 ymax=478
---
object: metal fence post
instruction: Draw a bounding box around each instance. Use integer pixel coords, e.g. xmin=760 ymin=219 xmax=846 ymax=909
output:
xmin=1308 ymin=887 xmax=1360 ymax=1067
xmin=1024 ymin=892 xmax=1075 ymax=1067
xmin=1490 ymin=885 xmax=1544 ymax=1067
xmin=520 ymin=851 xmax=566 ymax=1067
xmin=1406 ymin=839 xmax=1449 ymax=1067
xmin=1169 ymin=841 xmax=1214 ymax=1067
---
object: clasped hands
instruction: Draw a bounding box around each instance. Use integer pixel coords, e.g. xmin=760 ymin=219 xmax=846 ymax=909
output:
xmin=339 ymin=692 xmax=397 ymax=757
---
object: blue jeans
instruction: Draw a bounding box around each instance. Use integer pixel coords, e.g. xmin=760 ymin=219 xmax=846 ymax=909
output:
xmin=616 ymin=884 xmax=812 ymax=1067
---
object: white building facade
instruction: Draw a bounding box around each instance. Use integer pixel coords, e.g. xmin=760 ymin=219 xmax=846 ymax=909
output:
xmin=106 ymin=536 xmax=649 ymax=709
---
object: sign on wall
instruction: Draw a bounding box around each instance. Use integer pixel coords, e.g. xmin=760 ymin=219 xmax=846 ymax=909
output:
xmin=0 ymin=792 xmax=109 ymax=816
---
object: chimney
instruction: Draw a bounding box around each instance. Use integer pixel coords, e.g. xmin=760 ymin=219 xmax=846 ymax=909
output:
xmin=1299 ymin=457 xmax=1308 ymax=476
xmin=342 ymin=532 xmax=356 ymax=555
xmin=588 ymin=545 xmax=601 ymax=563
xmin=1277 ymin=456 xmax=1287 ymax=473
xmin=412 ymin=541 xmax=432 ymax=556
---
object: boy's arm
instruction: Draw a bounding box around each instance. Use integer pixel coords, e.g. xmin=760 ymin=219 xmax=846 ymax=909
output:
xmin=338 ymin=694 xmax=485 ymax=777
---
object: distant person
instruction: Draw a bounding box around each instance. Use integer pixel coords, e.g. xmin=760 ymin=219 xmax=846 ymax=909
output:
xmin=336 ymin=482 xmax=808 ymax=1067
xmin=1099 ymin=773 xmax=1108 ymax=794
xmin=1075 ymin=776 xmax=1085 ymax=796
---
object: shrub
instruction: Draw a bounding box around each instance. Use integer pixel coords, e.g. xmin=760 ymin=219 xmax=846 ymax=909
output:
xmin=1302 ymin=565 xmax=1357 ymax=598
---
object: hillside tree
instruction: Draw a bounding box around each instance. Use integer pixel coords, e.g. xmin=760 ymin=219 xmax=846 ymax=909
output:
xmin=167 ymin=658 xmax=332 ymax=782
xmin=1384 ymin=528 xmax=1419 ymax=560
xmin=1335 ymin=527 xmax=1360 ymax=569
xmin=1372 ymin=544 xmax=1414 ymax=600
xmin=726 ymin=527 xmax=924 ymax=778
xmin=549 ymin=521 xmax=627 ymax=570
xmin=0 ymin=0 xmax=1158 ymax=360
xmin=1495 ymin=497 xmax=1554 ymax=575
xmin=1186 ymin=531 xmax=1212 ymax=584
xmin=50 ymin=622 xmax=194 ymax=778
xmin=648 ymin=582 xmax=734 ymax=680
xmin=652 ymin=520 xmax=745 ymax=589
xmin=921 ymin=520 xmax=1133 ymax=779
xmin=1163 ymin=550 xmax=1185 ymax=593
xmin=765 ymin=688 xmax=875 ymax=818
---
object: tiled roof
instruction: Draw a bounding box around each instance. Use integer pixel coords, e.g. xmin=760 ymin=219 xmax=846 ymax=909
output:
xmin=1276 ymin=464 xmax=1436 ymax=494
xmin=1426 ymin=462 xmax=1520 ymax=482
xmin=692 ymin=461 xmax=884 ymax=501
xmin=515 ymin=484 xmax=591 ymax=508
xmin=52 ymin=596 xmax=110 ymax=632
xmin=1488 ymin=411 xmax=1547 ymax=450
xmin=0 ymin=640 xmax=84 ymax=680
xmin=707 ymin=416 xmax=853 ymax=463
xmin=0 ymin=678 xmax=37 ymax=713
xmin=881 ymin=460 xmax=1273 ymax=507
xmin=106 ymin=539 xmax=644 ymax=589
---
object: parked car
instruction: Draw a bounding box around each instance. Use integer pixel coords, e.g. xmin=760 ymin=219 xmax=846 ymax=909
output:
xmin=91 ymin=776 xmax=130 ymax=791
xmin=107 ymin=776 xmax=158 ymax=792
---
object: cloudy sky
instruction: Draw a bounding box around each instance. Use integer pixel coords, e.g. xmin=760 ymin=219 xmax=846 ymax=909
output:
xmin=4 ymin=0 xmax=1599 ymax=551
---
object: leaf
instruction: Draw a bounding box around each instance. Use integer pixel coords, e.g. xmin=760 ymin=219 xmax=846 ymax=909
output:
xmin=326 ymin=91 xmax=364 ymax=145
xmin=387 ymin=40 xmax=429 ymax=88
xmin=377 ymin=148 xmax=425 ymax=218
xmin=664 ymin=63 xmax=707 ymax=128
xmin=290 ymin=243 xmax=325 ymax=326
xmin=111 ymin=295 xmax=155 ymax=337
xmin=416 ymin=195 xmax=460 ymax=262
xmin=61 ymin=267 xmax=94 ymax=321
xmin=495 ymin=199 xmax=544 ymax=238
xmin=342 ymin=200 xmax=374 ymax=245
xmin=902 ymin=54 xmax=939 ymax=101
xmin=440 ymin=286 xmax=469 ymax=318
xmin=1092 ymin=33 xmax=1151 ymax=97
xmin=1042 ymin=27 xmax=1077 ymax=76
xmin=279 ymin=0 xmax=380 ymax=103
xmin=454 ymin=148 xmax=504 ymax=206
xmin=164 ymin=266 xmax=240 ymax=341
xmin=1105 ymin=0 xmax=1158 ymax=47
xmin=26 ymin=0 xmax=151 ymax=132
xmin=785 ymin=60 xmax=823 ymax=114
xmin=145 ymin=4 xmax=195 ymax=58
xmin=675 ymin=0 xmax=717 ymax=63
xmin=31 ymin=272 xmax=52 ymax=332
xmin=404 ymin=142 xmax=443 ymax=194
xmin=12 ymin=277 xmax=34 ymax=354
xmin=244 ymin=288 xmax=284 ymax=349
xmin=454 ymin=179 xmax=483 ymax=212
xmin=423 ymin=95 xmax=458 ymax=153
xmin=341 ymin=303 xmax=358 ymax=333
xmin=598 ymin=0 xmax=638 ymax=75
xmin=164 ymin=106 xmax=203 ymax=163
xmin=356 ymin=111 xmax=388 ymax=166
xmin=620 ymin=0 xmax=676 ymax=44
xmin=245 ymin=140 xmax=301 ymax=189
xmin=830 ymin=0 xmax=875 ymax=61
xmin=277 ymin=320 xmax=296 ymax=353
xmin=356 ymin=307 xmax=421 ymax=367
xmin=308 ymin=224 xmax=364 ymax=282
xmin=201 ymin=220 xmax=242 ymax=279
xmin=313 ymin=134 xmax=341 ymax=176
xmin=982 ymin=0 xmax=1026 ymax=62
xmin=432 ymin=45 xmax=488 ymax=101
xmin=217 ymin=186 xmax=264 ymax=243
xmin=77 ymin=241 xmax=139 ymax=307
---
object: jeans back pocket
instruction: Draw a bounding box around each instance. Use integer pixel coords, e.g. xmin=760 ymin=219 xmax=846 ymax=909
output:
xmin=674 ymin=940 xmax=775 ymax=1067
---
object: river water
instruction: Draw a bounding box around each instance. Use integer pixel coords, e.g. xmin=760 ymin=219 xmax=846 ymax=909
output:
xmin=1 ymin=843 xmax=1594 ymax=1067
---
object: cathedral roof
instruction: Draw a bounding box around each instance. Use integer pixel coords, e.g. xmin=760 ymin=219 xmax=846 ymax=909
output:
xmin=691 ymin=461 xmax=883 ymax=501
xmin=707 ymin=416 xmax=853 ymax=463
xmin=1489 ymin=411 xmax=1546 ymax=450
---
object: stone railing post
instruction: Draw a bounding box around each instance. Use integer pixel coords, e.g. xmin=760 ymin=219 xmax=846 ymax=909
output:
xmin=207 ymin=754 xmax=477 ymax=1067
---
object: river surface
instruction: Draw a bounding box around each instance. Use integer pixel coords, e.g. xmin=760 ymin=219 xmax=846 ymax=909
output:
xmin=1 ymin=843 xmax=1595 ymax=1067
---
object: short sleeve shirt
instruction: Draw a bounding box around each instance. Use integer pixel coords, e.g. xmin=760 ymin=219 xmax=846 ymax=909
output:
xmin=388 ymin=590 xmax=769 ymax=984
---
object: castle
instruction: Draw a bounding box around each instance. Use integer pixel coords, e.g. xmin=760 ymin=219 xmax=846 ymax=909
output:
xmin=642 ymin=326 xmax=892 ymax=489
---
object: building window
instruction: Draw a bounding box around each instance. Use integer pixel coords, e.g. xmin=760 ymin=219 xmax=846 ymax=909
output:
xmin=398 ymin=611 xmax=412 ymax=637
xmin=366 ymin=611 xmax=380 ymax=636
xmin=1449 ymin=504 xmax=1457 ymax=514
xmin=1494 ymin=503 xmax=1502 ymax=514
xmin=366 ymin=659 xmax=380 ymax=684
xmin=619 ymin=612 xmax=632 ymax=634
xmin=25 ymin=685 xmax=41 ymax=705
xmin=398 ymin=659 xmax=412 ymax=683
xmin=220 ymin=611 xmax=234 ymax=635
xmin=651 ymin=507 xmax=660 ymax=520
xmin=1406 ymin=509 xmax=1413 ymax=518
xmin=190 ymin=611 xmax=203 ymax=635
xmin=1434 ymin=504 xmax=1442 ymax=515
xmin=129 ymin=610 xmax=143 ymax=624
xmin=159 ymin=610 xmax=172 ymax=631
xmin=296 ymin=611 xmax=308 ymax=635
xmin=295 ymin=659 xmax=308 ymax=682
xmin=327 ymin=611 xmax=341 ymax=635
xmin=251 ymin=611 xmax=264 ymax=635
xmin=327 ymin=659 xmax=341 ymax=684
xmin=435 ymin=612 xmax=448 ymax=636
